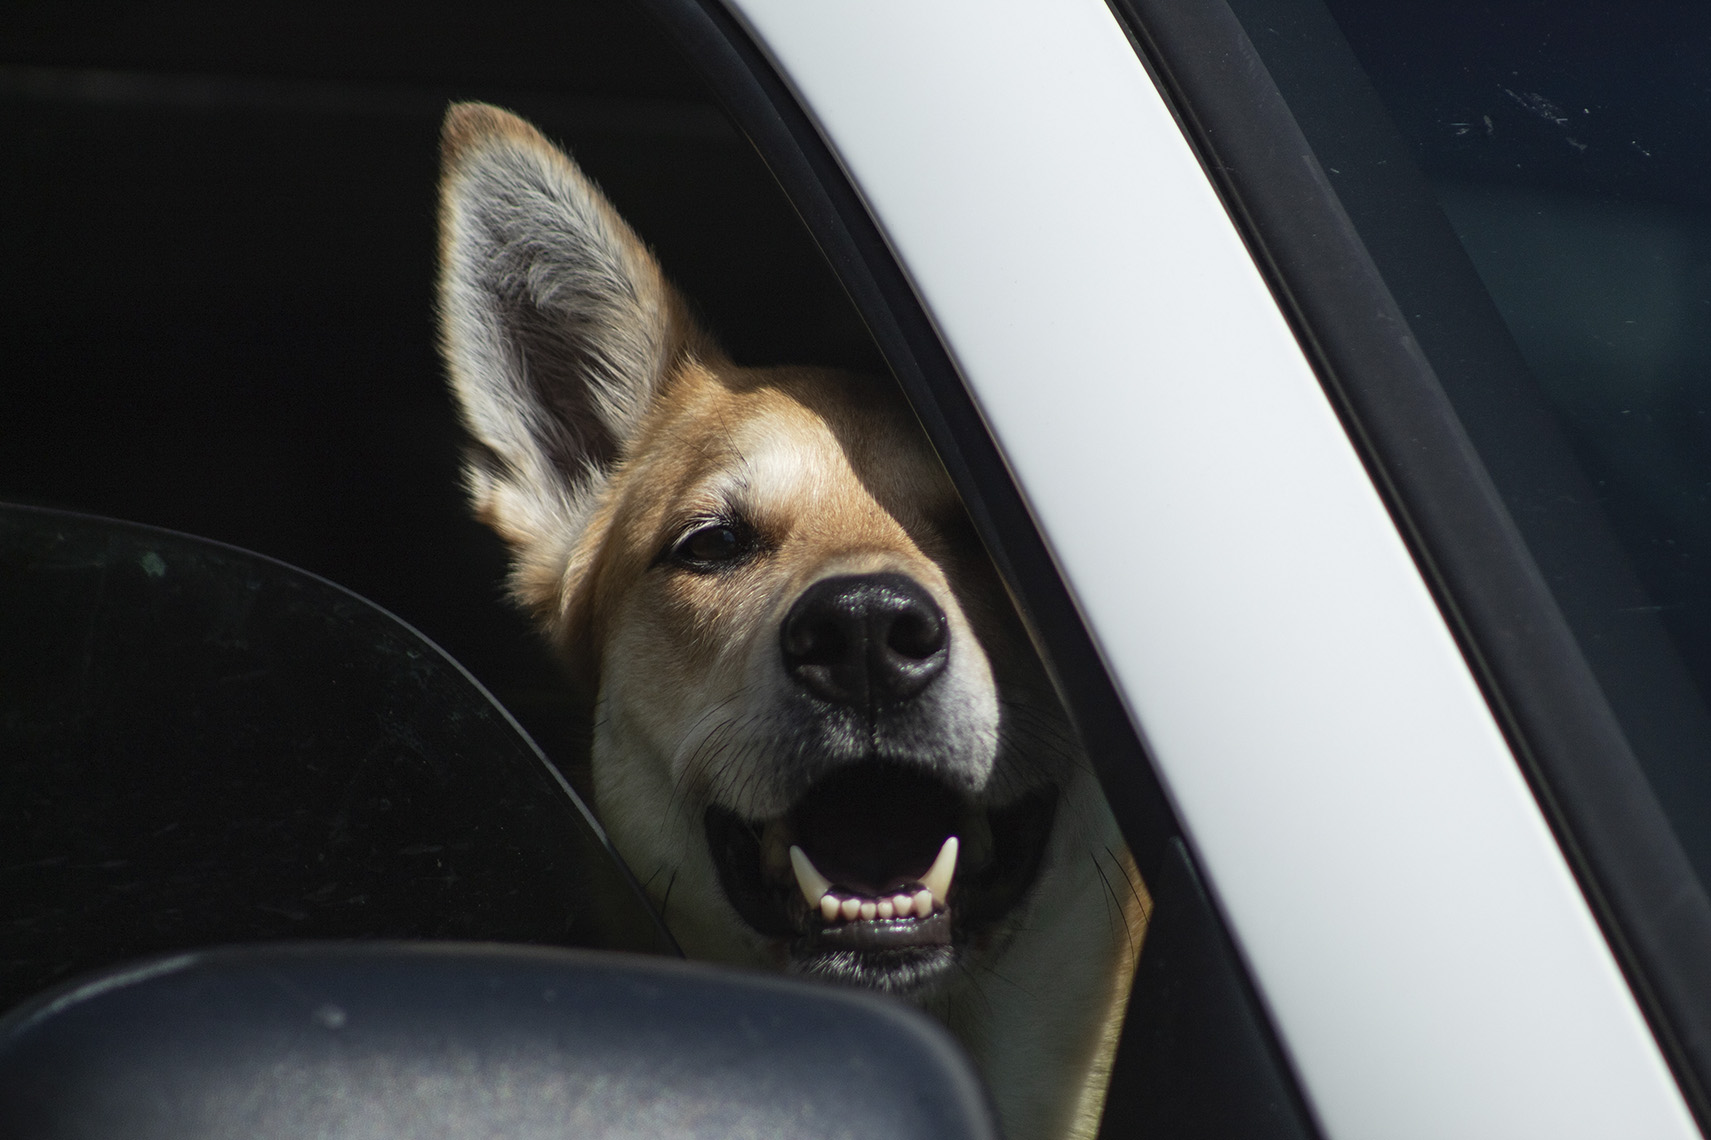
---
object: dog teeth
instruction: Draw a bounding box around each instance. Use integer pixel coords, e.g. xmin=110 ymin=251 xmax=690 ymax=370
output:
xmin=790 ymin=845 xmax=832 ymax=908
xmin=920 ymin=836 xmax=958 ymax=906
xmin=792 ymin=836 xmax=962 ymax=927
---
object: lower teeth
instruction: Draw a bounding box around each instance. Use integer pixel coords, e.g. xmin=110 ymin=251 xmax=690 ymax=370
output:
xmin=794 ymin=837 xmax=959 ymax=926
xmin=819 ymin=889 xmax=938 ymax=924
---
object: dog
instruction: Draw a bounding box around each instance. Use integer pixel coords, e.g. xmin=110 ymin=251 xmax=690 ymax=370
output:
xmin=435 ymin=102 xmax=1149 ymax=1140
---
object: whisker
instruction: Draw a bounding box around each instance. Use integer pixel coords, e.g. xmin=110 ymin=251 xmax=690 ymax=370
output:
xmin=1107 ymin=844 xmax=1152 ymax=921
xmin=1091 ymin=850 xmax=1135 ymax=958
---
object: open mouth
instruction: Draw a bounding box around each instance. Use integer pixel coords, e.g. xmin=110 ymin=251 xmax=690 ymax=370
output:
xmin=705 ymin=764 xmax=1057 ymax=995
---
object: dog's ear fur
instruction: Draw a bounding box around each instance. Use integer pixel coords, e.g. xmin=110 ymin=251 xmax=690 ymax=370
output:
xmin=437 ymin=102 xmax=708 ymax=617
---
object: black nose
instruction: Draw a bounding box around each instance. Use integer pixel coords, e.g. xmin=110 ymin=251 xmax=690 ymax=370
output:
xmin=781 ymin=573 xmax=950 ymax=707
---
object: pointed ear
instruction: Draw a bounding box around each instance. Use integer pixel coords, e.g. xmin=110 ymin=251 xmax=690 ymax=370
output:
xmin=436 ymin=102 xmax=708 ymax=609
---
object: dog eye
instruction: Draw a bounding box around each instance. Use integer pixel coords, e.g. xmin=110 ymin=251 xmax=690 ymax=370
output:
xmin=671 ymin=521 xmax=754 ymax=569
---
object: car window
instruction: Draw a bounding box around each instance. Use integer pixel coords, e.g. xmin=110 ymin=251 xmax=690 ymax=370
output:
xmin=1313 ymin=0 xmax=1711 ymax=860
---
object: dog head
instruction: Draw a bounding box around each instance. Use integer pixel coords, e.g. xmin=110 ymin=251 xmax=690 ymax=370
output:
xmin=438 ymin=104 xmax=1079 ymax=998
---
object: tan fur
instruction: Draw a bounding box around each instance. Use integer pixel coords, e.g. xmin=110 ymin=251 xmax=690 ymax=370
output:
xmin=437 ymin=102 xmax=1149 ymax=1140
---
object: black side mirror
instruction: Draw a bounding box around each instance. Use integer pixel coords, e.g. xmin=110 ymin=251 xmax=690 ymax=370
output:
xmin=0 ymin=942 xmax=997 ymax=1140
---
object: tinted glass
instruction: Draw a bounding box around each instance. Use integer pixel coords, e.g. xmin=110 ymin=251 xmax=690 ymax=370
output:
xmin=1211 ymin=0 xmax=1711 ymax=918
xmin=1323 ymin=1 xmax=1711 ymax=712
xmin=1197 ymin=0 xmax=1711 ymax=1108
xmin=1295 ymin=0 xmax=1711 ymax=914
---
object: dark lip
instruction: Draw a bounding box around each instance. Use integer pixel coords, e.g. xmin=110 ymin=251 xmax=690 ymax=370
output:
xmin=703 ymin=766 xmax=1058 ymax=983
xmin=810 ymin=910 xmax=952 ymax=951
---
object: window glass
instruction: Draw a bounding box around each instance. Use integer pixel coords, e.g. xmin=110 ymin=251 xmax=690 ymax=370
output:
xmin=1323 ymin=0 xmax=1711 ymax=709
xmin=1221 ymin=0 xmax=1711 ymax=895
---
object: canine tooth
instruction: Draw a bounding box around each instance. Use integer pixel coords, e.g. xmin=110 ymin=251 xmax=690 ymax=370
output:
xmin=789 ymin=845 xmax=832 ymax=908
xmin=892 ymin=894 xmax=914 ymax=918
xmin=840 ymin=897 xmax=862 ymax=921
xmin=914 ymin=888 xmax=934 ymax=915
xmin=821 ymin=894 xmax=841 ymax=922
xmin=877 ymin=899 xmax=894 ymax=919
xmin=921 ymin=836 xmax=959 ymax=906
xmin=860 ymin=901 xmax=877 ymax=921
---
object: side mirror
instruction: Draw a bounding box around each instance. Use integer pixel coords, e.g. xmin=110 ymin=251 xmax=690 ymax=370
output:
xmin=0 ymin=942 xmax=997 ymax=1140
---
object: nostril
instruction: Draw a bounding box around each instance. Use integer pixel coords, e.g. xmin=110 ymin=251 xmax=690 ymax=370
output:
xmin=785 ymin=615 xmax=848 ymax=668
xmin=886 ymin=608 xmax=946 ymax=662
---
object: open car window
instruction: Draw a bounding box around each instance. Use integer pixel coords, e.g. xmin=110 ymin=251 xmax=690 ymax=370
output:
xmin=0 ymin=6 xmax=1205 ymax=1137
xmin=0 ymin=2 xmax=1326 ymax=1135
